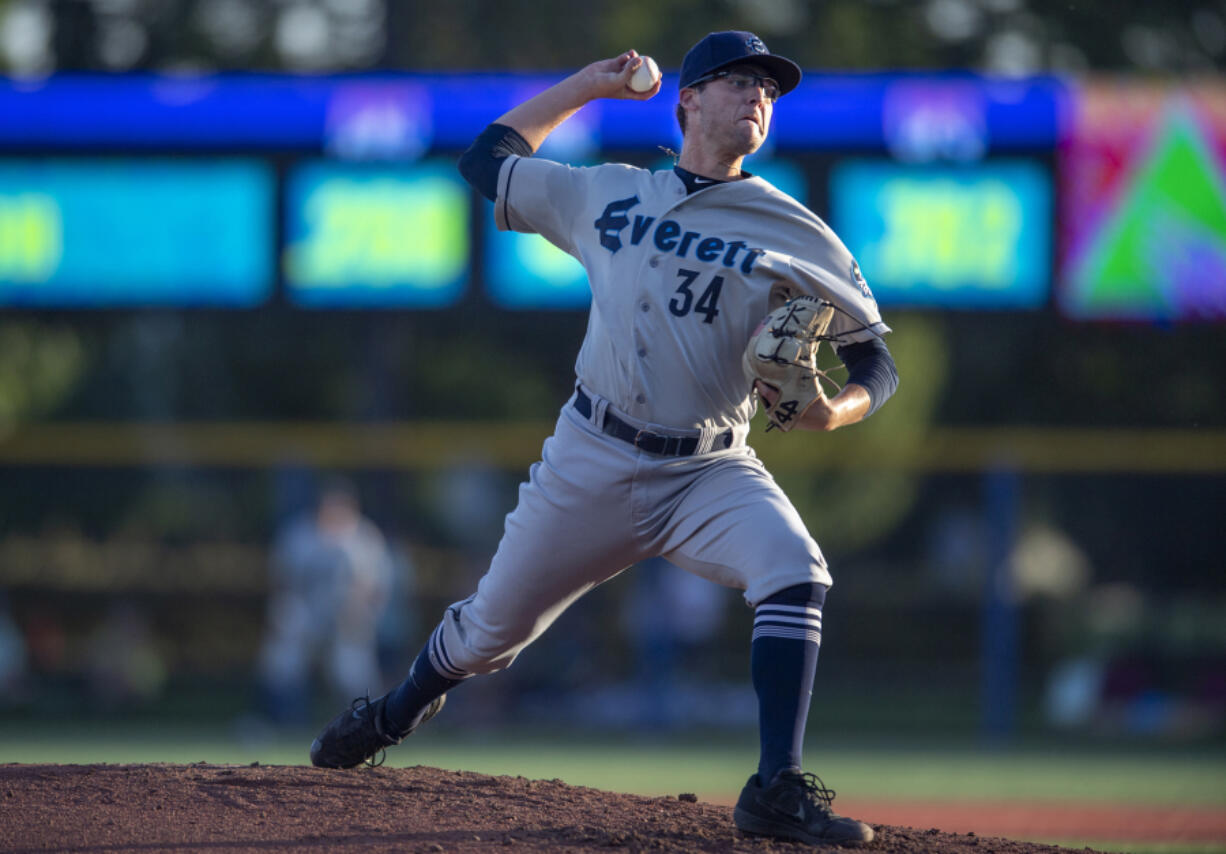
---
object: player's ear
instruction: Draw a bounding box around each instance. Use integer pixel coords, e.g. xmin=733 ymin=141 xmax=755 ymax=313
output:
xmin=678 ymin=86 xmax=701 ymax=130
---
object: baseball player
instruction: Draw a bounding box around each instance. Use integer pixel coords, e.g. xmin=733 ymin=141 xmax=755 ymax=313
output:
xmin=259 ymin=479 xmax=394 ymax=722
xmin=310 ymin=30 xmax=898 ymax=846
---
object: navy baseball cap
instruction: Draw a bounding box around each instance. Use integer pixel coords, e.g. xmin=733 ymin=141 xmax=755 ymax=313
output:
xmin=679 ymin=31 xmax=802 ymax=97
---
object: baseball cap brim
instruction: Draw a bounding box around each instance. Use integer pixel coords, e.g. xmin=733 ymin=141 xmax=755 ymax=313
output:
xmin=679 ymin=31 xmax=804 ymax=97
xmin=694 ymin=54 xmax=802 ymax=96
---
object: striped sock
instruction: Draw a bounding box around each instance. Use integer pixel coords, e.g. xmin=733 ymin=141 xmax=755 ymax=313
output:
xmin=751 ymin=582 xmax=827 ymax=783
xmin=383 ymin=621 xmax=467 ymax=736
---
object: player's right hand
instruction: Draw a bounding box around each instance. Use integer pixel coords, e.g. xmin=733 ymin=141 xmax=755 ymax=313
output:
xmin=585 ymin=50 xmax=659 ymax=101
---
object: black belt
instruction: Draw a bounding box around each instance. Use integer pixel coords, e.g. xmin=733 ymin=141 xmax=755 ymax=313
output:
xmin=574 ymin=388 xmax=733 ymax=456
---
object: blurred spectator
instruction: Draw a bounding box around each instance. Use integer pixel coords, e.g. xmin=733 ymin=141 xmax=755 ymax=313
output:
xmin=621 ymin=557 xmax=730 ymax=728
xmin=0 ymin=594 xmax=30 ymax=707
xmin=23 ymin=609 xmax=68 ymax=675
xmin=925 ymin=505 xmax=989 ymax=597
xmin=85 ymin=600 xmax=167 ymax=709
xmin=1043 ymin=585 xmax=1226 ymax=738
xmin=257 ymin=478 xmax=394 ymax=724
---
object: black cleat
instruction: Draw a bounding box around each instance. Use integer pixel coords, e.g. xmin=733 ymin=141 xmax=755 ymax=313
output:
xmin=309 ymin=694 xmax=445 ymax=769
xmin=734 ymin=768 xmax=875 ymax=845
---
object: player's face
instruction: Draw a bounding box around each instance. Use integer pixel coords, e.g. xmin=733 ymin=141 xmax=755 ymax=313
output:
xmin=689 ymin=63 xmax=776 ymax=155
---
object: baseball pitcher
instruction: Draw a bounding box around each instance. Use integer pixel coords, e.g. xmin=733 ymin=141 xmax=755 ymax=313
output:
xmin=310 ymin=30 xmax=898 ymax=846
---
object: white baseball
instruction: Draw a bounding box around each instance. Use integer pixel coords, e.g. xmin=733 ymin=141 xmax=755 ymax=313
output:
xmin=628 ymin=56 xmax=659 ymax=93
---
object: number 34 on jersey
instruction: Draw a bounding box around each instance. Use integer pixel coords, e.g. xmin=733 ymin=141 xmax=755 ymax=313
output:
xmin=595 ymin=194 xmax=767 ymax=328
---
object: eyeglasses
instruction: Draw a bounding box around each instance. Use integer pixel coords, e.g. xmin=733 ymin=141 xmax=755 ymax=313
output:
xmin=689 ymin=69 xmax=780 ymax=102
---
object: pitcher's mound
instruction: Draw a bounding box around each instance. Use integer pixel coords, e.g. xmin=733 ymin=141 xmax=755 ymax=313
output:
xmin=0 ymin=763 xmax=1086 ymax=852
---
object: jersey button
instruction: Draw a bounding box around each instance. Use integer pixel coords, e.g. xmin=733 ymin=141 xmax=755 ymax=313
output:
xmin=639 ymin=302 xmax=650 ymax=312
xmin=636 ymin=394 xmax=646 ymax=404
xmin=649 ymin=258 xmax=659 ymax=268
xmin=637 ymin=347 xmax=647 ymax=357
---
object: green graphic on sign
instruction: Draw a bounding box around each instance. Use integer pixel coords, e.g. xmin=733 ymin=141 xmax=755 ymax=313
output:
xmin=1068 ymin=107 xmax=1226 ymax=319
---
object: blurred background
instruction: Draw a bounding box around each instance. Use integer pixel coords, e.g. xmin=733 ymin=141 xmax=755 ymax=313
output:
xmin=0 ymin=0 xmax=1224 ymax=783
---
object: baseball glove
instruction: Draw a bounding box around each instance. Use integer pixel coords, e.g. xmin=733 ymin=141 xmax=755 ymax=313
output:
xmin=743 ymin=296 xmax=841 ymax=432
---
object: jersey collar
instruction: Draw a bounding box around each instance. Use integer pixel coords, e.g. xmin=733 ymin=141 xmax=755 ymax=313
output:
xmin=673 ymin=165 xmax=756 ymax=194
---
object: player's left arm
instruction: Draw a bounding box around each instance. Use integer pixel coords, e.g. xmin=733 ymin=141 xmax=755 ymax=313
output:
xmin=756 ymin=337 xmax=898 ymax=432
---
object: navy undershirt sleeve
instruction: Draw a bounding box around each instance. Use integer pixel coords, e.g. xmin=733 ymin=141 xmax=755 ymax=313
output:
xmin=457 ymin=123 xmax=535 ymax=202
xmin=836 ymin=337 xmax=899 ymax=418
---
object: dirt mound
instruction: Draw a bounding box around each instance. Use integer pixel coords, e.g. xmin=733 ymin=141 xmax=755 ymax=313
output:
xmin=0 ymin=763 xmax=1084 ymax=853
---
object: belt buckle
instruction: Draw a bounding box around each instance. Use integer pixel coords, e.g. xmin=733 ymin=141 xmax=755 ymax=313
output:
xmin=633 ymin=428 xmax=649 ymax=450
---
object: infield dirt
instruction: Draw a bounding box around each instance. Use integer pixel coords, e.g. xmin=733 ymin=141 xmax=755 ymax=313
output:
xmin=0 ymin=762 xmax=1088 ymax=854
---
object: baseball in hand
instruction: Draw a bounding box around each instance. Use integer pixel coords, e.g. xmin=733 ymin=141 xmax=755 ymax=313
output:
xmin=628 ymin=56 xmax=659 ymax=92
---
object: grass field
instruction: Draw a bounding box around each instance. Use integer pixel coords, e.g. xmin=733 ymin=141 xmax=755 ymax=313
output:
xmin=2 ymin=718 xmax=1224 ymax=854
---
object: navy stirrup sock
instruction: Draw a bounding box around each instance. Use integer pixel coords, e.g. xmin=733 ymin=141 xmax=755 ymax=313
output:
xmin=751 ymin=581 xmax=828 ymax=783
xmin=383 ymin=644 xmax=461 ymax=736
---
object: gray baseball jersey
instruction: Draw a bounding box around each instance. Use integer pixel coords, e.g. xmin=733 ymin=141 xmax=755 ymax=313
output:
xmin=494 ymin=157 xmax=890 ymax=432
xmin=429 ymin=157 xmax=891 ymax=680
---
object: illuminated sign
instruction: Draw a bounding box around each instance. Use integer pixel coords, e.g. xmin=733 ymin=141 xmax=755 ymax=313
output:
xmin=284 ymin=161 xmax=469 ymax=307
xmin=1060 ymin=83 xmax=1226 ymax=321
xmin=743 ymin=157 xmax=808 ymax=203
xmin=830 ymin=159 xmax=1051 ymax=308
xmin=0 ymin=73 xmax=1067 ymax=152
xmin=484 ymin=211 xmax=589 ymax=310
xmin=0 ymin=159 xmax=273 ymax=307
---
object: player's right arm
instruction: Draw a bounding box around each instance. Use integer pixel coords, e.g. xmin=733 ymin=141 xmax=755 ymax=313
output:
xmin=457 ymin=51 xmax=656 ymax=204
xmin=494 ymin=51 xmax=659 ymax=151
xmin=457 ymin=51 xmax=657 ymax=244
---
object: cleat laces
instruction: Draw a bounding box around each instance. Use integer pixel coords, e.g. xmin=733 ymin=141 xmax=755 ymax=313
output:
xmin=791 ymin=771 xmax=837 ymax=814
xmin=348 ymin=695 xmax=389 ymax=769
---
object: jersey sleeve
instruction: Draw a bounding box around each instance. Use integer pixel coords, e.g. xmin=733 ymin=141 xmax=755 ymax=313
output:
xmin=738 ymin=182 xmax=892 ymax=347
xmin=782 ymin=252 xmax=890 ymax=347
xmin=493 ymin=154 xmax=593 ymax=256
xmin=457 ymin=123 xmax=534 ymax=202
